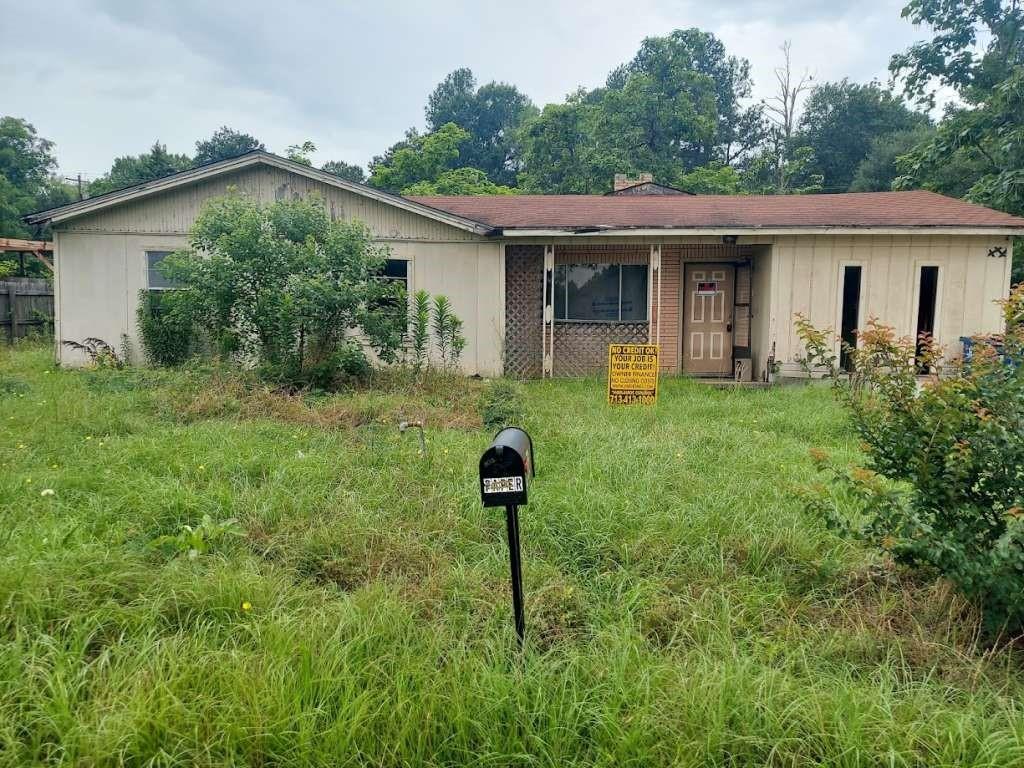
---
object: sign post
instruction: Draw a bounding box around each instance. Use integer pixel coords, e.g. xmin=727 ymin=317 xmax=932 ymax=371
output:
xmin=607 ymin=343 xmax=660 ymax=405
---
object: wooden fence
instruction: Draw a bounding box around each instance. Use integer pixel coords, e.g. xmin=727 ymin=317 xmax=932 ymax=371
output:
xmin=0 ymin=278 xmax=54 ymax=343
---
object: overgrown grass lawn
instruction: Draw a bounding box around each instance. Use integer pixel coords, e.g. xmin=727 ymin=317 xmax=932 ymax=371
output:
xmin=2 ymin=343 xmax=1023 ymax=766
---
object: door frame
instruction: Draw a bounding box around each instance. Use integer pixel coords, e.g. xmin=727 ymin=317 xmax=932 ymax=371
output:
xmin=680 ymin=262 xmax=736 ymax=376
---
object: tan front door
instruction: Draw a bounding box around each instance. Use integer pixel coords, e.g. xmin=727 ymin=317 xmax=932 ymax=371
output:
xmin=683 ymin=263 xmax=734 ymax=375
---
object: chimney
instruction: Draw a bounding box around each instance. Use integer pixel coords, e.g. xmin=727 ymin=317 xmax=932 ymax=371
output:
xmin=613 ymin=172 xmax=654 ymax=192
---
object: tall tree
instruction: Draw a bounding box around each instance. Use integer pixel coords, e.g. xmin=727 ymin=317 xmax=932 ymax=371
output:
xmin=753 ymin=41 xmax=815 ymax=193
xmin=89 ymin=142 xmax=192 ymax=196
xmin=285 ymin=141 xmax=317 ymax=166
xmin=0 ymin=117 xmax=73 ymax=240
xmin=608 ymin=28 xmax=762 ymax=168
xmin=367 ymin=123 xmax=473 ymax=193
xmin=517 ymin=93 xmax=610 ymax=193
xmin=321 ymin=160 xmax=366 ymax=183
xmin=425 ymin=68 xmax=536 ymax=186
xmin=797 ymin=79 xmax=929 ymax=191
xmin=193 ymin=126 xmax=264 ymax=165
xmin=890 ymin=0 xmax=1024 ymax=277
xmin=402 ymin=167 xmax=514 ymax=195
xmin=849 ymin=126 xmax=937 ymax=192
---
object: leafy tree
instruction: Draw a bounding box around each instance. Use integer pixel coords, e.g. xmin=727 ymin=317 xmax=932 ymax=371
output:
xmin=367 ymin=123 xmax=471 ymax=193
xmin=193 ymin=126 xmax=264 ymax=165
xmin=0 ymin=117 xmax=71 ymax=239
xmin=517 ymin=96 xmax=608 ymax=193
xmin=161 ymin=193 xmax=405 ymax=387
xmin=89 ymin=142 xmax=192 ymax=196
xmin=890 ymin=0 xmax=1024 ymax=274
xmin=285 ymin=141 xmax=317 ymax=166
xmin=608 ymin=28 xmax=762 ymax=168
xmin=403 ymin=167 xmax=514 ymax=195
xmin=849 ymin=126 xmax=936 ymax=192
xmin=796 ymin=79 xmax=929 ymax=191
xmin=518 ymin=29 xmax=759 ymax=193
xmin=743 ymin=142 xmax=823 ymax=195
xmin=321 ymin=160 xmax=366 ymax=183
xmin=677 ymin=163 xmax=744 ymax=194
xmin=425 ymin=69 xmax=536 ymax=186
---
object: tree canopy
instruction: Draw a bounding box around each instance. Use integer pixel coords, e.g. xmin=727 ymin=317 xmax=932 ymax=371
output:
xmin=194 ymin=126 xmax=264 ymax=165
xmin=89 ymin=142 xmax=192 ymax=196
xmin=425 ymin=68 xmax=536 ymax=186
xmin=796 ymin=79 xmax=928 ymax=191
xmin=0 ymin=117 xmax=73 ymax=241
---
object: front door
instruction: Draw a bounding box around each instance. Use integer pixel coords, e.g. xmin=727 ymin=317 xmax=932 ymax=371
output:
xmin=683 ymin=263 xmax=734 ymax=375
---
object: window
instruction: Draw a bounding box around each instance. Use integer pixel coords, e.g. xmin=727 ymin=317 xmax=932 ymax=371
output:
xmin=378 ymin=258 xmax=408 ymax=287
xmin=146 ymin=251 xmax=180 ymax=290
xmin=371 ymin=258 xmax=409 ymax=314
xmin=553 ymin=264 xmax=648 ymax=322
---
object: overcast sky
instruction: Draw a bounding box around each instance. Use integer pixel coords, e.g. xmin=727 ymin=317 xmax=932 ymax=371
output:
xmin=2 ymin=0 xmax=935 ymax=180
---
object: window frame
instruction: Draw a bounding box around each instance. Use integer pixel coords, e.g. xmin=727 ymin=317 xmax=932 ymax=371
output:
xmin=145 ymin=250 xmax=181 ymax=292
xmin=553 ymin=262 xmax=649 ymax=324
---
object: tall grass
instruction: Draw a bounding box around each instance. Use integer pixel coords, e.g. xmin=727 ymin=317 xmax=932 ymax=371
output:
xmin=1 ymin=342 xmax=1023 ymax=766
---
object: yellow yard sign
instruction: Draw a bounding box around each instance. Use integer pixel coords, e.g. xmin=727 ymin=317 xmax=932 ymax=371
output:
xmin=607 ymin=344 xmax=660 ymax=405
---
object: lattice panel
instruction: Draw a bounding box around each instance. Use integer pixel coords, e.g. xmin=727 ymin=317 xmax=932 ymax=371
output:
xmin=552 ymin=322 xmax=650 ymax=377
xmin=504 ymin=245 xmax=544 ymax=378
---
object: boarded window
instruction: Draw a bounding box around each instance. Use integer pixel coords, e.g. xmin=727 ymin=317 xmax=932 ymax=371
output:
xmin=554 ymin=264 xmax=648 ymax=322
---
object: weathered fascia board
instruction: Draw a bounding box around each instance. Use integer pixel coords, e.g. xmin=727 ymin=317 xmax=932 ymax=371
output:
xmin=498 ymin=227 xmax=1024 ymax=238
xmin=0 ymin=237 xmax=52 ymax=251
xmin=24 ymin=152 xmax=495 ymax=237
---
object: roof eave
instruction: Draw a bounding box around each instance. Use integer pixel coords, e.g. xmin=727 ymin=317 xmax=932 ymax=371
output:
xmin=497 ymin=225 xmax=1024 ymax=237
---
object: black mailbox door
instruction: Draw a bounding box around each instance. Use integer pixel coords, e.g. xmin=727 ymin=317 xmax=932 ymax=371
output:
xmin=479 ymin=451 xmax=527 ymax=507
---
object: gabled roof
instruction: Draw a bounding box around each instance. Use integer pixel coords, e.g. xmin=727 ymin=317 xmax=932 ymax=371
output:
xmin=23 ymin=151 xmax=495 ymax=236
xmin=406 ymin=190 xmax=1024 ymax=235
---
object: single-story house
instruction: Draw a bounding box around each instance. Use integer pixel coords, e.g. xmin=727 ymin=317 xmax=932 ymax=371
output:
xmin=25 ymin=151 xmax=1024 ymax=379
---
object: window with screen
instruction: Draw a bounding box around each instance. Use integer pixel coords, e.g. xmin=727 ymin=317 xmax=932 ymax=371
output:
xmin=146 ymin=251 xmax=181 ymax=290
xmin=372 ymin=259 xmax=409 ymax=313
xmin=553 ymin=264 xmax=648 ymax=322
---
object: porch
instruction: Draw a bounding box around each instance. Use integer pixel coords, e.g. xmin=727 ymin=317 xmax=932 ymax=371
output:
xmin=503 ymin=241 xmax=772 ymax=379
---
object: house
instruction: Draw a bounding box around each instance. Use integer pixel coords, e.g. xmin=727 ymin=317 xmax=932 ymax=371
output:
xmin=25 ymin=151 xmax=1024 ymax=379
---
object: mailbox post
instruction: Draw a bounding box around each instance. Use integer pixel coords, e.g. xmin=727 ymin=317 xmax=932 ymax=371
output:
xmin=479 ymin=427 xmax=534 ymax=647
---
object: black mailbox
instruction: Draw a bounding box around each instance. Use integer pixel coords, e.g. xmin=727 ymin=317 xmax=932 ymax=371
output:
xmin=479 ymin=427 xmax=534 ymax=508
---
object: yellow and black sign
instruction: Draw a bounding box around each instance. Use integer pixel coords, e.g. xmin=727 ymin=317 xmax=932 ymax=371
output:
xmin=607 ymin=344 xmax=660 ymax=405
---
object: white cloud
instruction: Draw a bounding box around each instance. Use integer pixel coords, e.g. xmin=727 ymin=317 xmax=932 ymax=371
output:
xmin=0 ymin=0 xmax=933 ymax=179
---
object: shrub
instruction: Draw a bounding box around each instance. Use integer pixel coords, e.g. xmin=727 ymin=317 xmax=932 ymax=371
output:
xmin=137 ymin=290 xmax=197 ymax=366
xmin=802 ymin=286 xmax=1024 ymax=635
xmin=479 ymin=378 xmax=526 ymax=431
xmin=160 ymin=193 xmax=405 ymax=388
xmin=431 ymin=294 xmax=466 ymax=373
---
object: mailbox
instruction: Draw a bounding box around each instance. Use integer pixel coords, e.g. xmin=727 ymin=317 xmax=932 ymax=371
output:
xmin=479 ymin=427 xmax=534 ymax=507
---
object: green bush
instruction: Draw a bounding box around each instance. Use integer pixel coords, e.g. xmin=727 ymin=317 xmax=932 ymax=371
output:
xmin=159 ymin=193 xmax=404 ymax=389
xmin=800 ymin=286 xmax=1024 ymax=635
xmin=137 ymin=290 xmax=197 ymax=366
xmin=479 ymin=378 xmax=526 ymax=431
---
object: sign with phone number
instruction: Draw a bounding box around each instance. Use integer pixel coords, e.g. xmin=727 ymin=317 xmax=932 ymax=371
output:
xmin=607 ymin=343 xmax=660 ymax=405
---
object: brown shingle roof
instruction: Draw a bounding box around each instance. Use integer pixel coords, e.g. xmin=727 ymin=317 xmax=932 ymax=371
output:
xmin=405 ymin=190 xmax=1024 ymax=231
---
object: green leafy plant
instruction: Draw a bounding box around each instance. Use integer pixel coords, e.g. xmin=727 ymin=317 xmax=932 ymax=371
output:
xmin=160 ymin=193 xmax=405 ymax=389
xmin=801 ymin=285 xmax=1024 ymax=635
xmin=61 ymin=337 xmax=123 ymax=368
xmin=409 ymin=289 xmax=431 ymax=373
xmin=137 ymin=289 xmax=197 ymax=366
xmin=431 ymin=294 xmax=466 ymax=373
xmin=479 ymin=378 xmax=526 ymax=431
xmin=149 ymin=514 xmax=244 ymax=560
xmin=793 ymin=312 xmax=839 ymax=379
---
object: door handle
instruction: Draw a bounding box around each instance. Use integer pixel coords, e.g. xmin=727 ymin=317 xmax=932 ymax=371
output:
xmin=726 ymin=322 xmax=732 ymax=332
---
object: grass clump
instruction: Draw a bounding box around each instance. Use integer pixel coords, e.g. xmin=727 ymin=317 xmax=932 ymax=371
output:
xmin=479 ymin=378 xmax=526 ymax=431
xmin=2 ymin=341 xmax=1024 ymax=766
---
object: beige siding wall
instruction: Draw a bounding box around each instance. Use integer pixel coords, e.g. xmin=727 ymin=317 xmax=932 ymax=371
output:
xmin=53 ymin=165 xmax=503 ymax=375
xmin=750 ymin=247 xmax=774 ymax=377
xmin=766 ymin=234 xmax=1013 ymax=377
